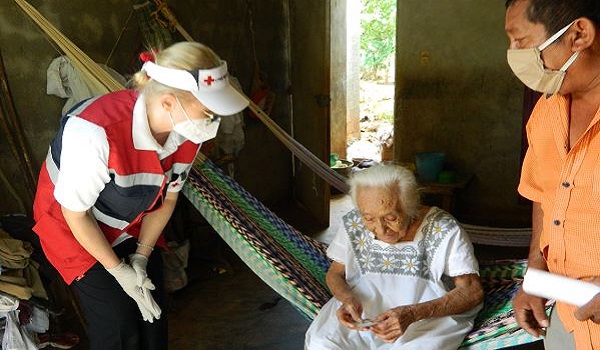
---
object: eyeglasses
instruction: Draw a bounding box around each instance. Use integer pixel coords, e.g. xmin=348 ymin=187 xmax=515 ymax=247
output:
xmin=201 ymin=108 xmax=214 ymax=120
xmin=174 ymin=95 xmax=218 ymax=124
xmin=200 ymin=109 xmax=221 ymax=125
xmin=361 ymin=214 xmax=402 ymax=227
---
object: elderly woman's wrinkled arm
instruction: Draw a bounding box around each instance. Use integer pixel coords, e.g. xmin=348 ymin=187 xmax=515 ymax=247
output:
xmin=326 ymin=261 xmax=365 ymax=329
xmin=413 ymin=272 xmax=483 ymax=319
xmin=371 ymin=273 xmax=484 ymax=343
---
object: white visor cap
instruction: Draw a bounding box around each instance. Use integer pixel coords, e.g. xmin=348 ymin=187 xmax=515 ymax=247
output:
xmin=142 ymin=60 xmax=249 ymax=116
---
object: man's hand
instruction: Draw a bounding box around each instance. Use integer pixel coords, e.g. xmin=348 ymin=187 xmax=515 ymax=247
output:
xmin=575 ymin=277 xmax=600 ymax=323
xmin=513 ymin=286 xmax=548 ymax=337
xmin=369 ymin=305 xmax=416 ymax=343
xmin=575 ymin=293 xmax=600 ymax=323
xmin=336 ymin=296 xmax=363 ymax=329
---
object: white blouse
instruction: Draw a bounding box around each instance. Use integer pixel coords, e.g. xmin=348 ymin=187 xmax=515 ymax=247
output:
xmin=305 ymin=207 xmax=481 ymax=350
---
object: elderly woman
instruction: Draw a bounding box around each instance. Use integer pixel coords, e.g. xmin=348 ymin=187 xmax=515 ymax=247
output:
xmin=305 ymin=164 xmax=484 ymax=350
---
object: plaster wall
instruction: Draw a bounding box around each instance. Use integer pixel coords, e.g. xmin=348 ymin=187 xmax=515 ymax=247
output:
xmin=0 ymin=0 xmax=293 ymax=215
xmin=394 ymin=0 xmax=530 ymax=225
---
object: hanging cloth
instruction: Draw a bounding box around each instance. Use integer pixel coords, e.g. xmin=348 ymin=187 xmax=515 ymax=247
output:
xmin=46 ymin=56 xmax=127 ymax=114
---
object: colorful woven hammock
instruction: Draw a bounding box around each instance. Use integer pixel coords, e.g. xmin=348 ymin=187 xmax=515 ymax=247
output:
xmin=182 ymin=159 xmax=551 ymax=350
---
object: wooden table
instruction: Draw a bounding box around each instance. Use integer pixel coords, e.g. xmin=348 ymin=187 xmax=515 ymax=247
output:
xmin=419 ymin=175 xmax=472 ymax=213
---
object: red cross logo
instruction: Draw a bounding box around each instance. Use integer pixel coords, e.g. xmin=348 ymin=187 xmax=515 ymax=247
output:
xmin=204 ymin=76 xmax=214 ymax=86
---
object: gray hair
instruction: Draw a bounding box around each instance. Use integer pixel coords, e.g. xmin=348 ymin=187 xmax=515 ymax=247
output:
xmin=348 ymin=164 xmax=420 ymax=220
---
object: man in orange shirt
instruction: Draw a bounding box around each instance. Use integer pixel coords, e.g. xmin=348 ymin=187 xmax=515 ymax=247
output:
xmin=505 ymin=0 xmax=600 ymax=349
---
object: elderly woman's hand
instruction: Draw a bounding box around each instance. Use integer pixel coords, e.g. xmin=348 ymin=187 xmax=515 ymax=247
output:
xmin=336 ymin=296 xmax=364 ymax=329
xmin=369 ymin=305 xmax=417 ymax=343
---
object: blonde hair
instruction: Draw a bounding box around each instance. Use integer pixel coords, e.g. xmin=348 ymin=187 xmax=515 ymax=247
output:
xmin=349 ymin=164 xmax=421 ymax=220
xmin=131 ymin=42 xmax=222 ymax=99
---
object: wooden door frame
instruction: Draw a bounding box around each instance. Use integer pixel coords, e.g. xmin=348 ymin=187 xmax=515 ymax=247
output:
xmin=288 ymin=0 xmax=331 ymax=227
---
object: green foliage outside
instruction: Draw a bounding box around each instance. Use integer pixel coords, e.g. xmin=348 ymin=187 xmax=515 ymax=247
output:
xmin=360 ymin=0 xmax=396 ymax=81
xmin=378 ymin=111 xmax=394 ymax=123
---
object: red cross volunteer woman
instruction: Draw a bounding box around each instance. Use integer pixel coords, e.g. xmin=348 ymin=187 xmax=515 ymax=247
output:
xmin=32 ymin=41 xmax=248 ymax=350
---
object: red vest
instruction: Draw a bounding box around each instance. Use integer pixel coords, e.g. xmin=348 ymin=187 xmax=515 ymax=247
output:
xmin=33 ymin=90 xmax=199 ymax=284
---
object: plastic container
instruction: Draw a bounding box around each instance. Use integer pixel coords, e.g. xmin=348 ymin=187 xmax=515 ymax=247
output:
xmin=415 ymin=152 xmax=445 ymax=182
xmin=437 ymin=170 xmax=457 ymax=184
xmin=330 ymin=153 xmax=340 ymax=167
xmin=331 ymin=159 xmax=353 ymax=178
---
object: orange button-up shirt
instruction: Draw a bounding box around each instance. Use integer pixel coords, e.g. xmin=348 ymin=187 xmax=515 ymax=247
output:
xmin=519 ymin=94 xmax=600 ymax=350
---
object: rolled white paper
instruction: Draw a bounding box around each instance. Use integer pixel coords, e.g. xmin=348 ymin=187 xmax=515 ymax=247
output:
xmin=523 ymin=268 xmax=600 ymax=307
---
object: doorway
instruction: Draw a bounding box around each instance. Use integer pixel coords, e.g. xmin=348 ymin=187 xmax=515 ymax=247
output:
xmin=330 ymin=0 xmax=397 ymax=165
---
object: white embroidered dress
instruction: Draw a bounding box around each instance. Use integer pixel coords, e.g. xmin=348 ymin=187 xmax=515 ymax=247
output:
xmin=305 ymin=207 xmax=481 ymax=350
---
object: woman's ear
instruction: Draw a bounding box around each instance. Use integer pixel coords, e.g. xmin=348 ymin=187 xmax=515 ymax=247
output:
xmin=159 ymin=93 xmax=177 ymax=112
xmin=572 ymin=17 xmax=596 ymax=51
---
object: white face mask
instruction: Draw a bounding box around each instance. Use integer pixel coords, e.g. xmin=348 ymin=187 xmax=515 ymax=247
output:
xmin=169 ymin=98 xmax=221 ymax=144
xmin=507 ymin=21 xmax=580 ymax=95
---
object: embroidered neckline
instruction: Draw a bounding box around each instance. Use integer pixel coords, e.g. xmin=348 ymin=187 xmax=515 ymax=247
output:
xmin=343 ymin=207 xmax=453 ymax=280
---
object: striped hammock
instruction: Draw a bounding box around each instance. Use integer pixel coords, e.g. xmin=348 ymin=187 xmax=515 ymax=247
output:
xmin=183 ymin=159 xmax=551 ymax=350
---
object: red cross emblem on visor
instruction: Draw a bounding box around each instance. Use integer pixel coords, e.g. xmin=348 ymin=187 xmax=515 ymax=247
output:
xmin=204 ymin=76 xmax=214 ymax=86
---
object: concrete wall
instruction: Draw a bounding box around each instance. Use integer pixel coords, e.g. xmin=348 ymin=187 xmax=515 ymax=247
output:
xmin=0 ymin=0 xmax=293 ymax=214
xmin=394 ymin=0 xmax=531 ymax=225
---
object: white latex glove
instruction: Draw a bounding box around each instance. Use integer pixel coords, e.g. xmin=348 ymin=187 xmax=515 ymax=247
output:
xmin=107 ymin=261 xmax=162 ymax=322
xmin=129 ymin=253 xmax=155 ymax=289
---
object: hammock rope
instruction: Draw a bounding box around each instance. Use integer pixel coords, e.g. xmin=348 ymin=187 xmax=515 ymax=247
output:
xmin=462 ymin=224 xmax=532 ymax=247
xmin=105 ymin=8 xmax=136 ymax=67
xmin=133 ymin=0 xmax=194 ymax=44
xmin=133 ymin=1 xmax=174 ymax=49
xmin=151 ymin=0 xmax=194 ymax=42
xmin=245 ymin=99 xmax=350 ymax=193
